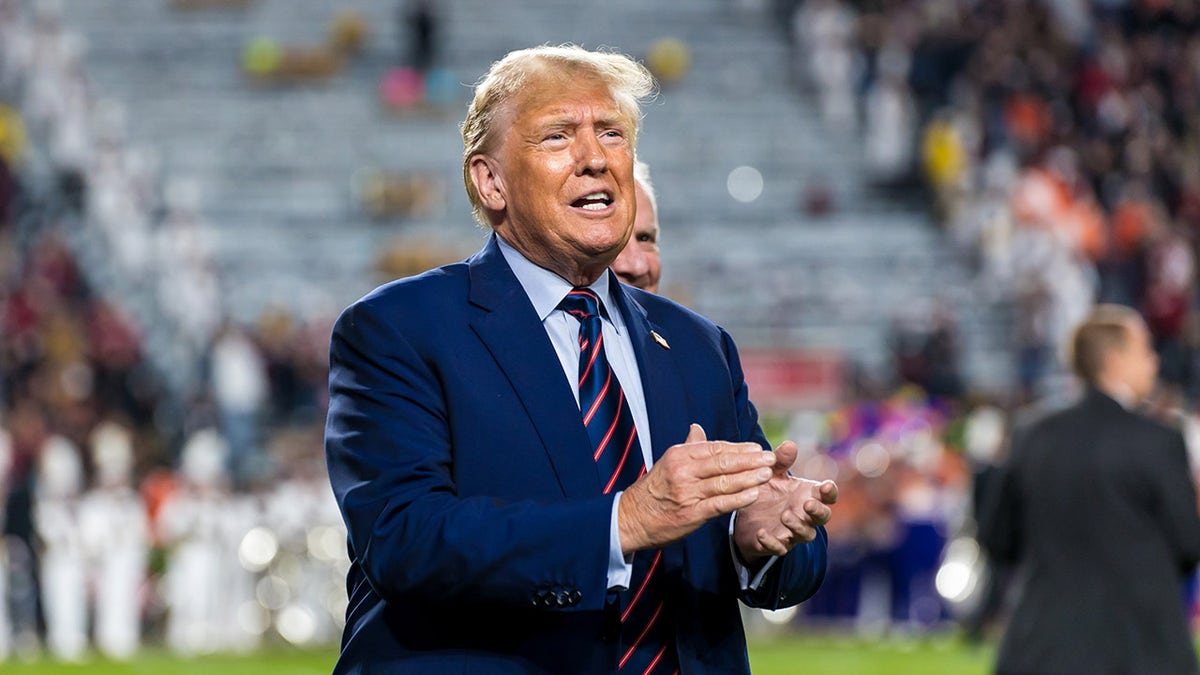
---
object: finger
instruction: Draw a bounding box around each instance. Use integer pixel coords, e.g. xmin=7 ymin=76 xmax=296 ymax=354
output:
xmin=756 ymin=528 xmax=790 ymax=557
xmin=818 ymin=480 xmax=839 ymax=504
xmin=802 ymin=500 xmax=833 ymax=527
xmin=779 ymin=510 xmax=817 ymax=543
xmin=772 ymin=440 xmax=798 ymax=470
xmin=781 ymin=509 xmax=816 ymax=535
xmin=691 ymin=448 xmax=776 ymax=478
xmin=696 ymin=486 xmax=760 ymax=520
xmin=698 ymin=466 xmax=773 ymax=498
xmin=685 ymin=423 xmax=707 ymax=444
xmin=684 ymin=439 xmax=765 ymax=459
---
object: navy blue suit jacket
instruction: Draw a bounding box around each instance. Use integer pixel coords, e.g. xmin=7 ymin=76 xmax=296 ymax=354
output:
xmin=324 ymin=235 xmax=827 ymax=674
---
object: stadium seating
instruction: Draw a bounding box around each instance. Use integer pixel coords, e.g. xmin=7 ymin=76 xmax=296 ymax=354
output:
xmin=55 ymin=0 xmax=1013 ymax=392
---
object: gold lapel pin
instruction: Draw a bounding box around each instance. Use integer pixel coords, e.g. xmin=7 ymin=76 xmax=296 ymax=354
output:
xmin=650 ymin=330 xmax=670 ymax=350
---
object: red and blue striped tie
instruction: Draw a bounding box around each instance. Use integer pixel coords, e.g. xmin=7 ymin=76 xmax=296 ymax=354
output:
xmin=558 ymin=287 xmax=678 ymax=674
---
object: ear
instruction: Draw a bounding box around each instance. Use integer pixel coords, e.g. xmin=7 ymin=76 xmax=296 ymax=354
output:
xmin=468 ymin=154 xmax=506 ymax=213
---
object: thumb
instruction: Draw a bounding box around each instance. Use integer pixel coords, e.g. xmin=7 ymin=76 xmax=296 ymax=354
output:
xmin=772 ymin=440 xmax=799 ymax=470
xmin=686 ymin=423 xmax=707 ymax=443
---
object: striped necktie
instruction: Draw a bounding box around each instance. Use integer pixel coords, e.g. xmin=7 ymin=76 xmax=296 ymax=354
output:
xmin=557 ymin=287 xmax=678 ymax=674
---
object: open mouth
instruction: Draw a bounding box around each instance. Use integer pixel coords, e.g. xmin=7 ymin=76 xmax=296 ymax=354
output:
xmin=571 ymin=191 xmax=614 ymax=211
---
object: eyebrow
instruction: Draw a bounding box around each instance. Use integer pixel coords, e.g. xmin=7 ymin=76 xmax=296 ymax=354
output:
xmin=532 ymin=112 xmax=630 ymax=132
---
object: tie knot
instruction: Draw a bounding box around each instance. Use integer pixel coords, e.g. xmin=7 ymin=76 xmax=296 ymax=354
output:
xmin=557 ymin=287 xmax=602 ymax=321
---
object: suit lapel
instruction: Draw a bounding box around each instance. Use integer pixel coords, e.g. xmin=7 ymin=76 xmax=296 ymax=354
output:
xmin=608 ymin=277 xmax=690 ymax=463
xmin=609 ymin=279 xmax=697 ymax=589
xmin=467 ymin=235 xmax=599 ymax=498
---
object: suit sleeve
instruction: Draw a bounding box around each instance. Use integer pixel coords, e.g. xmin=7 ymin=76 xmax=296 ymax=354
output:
xmin=718 ymin=329 xmax=828 ymax=609
xmin=324 ymin=301 xmax=613 ymax=611
xmin=1153 ymin=429 xmax=1200 ymax=572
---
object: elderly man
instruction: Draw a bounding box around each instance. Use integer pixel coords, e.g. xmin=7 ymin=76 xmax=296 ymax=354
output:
xmin=325 ymin=45 xmax=836 ymax=674
xmin=612 ymin=161 xmax=662 ymax=293
xmin=979 ymin=304 xmax=1200 ymax=675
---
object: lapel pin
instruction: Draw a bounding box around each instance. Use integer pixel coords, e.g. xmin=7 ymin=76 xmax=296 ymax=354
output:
xmin=650 ymin=330 xmax=670 ymax=350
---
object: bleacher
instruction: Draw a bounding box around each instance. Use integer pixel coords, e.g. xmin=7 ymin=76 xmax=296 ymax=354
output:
xmin=57 ymin=0 xmax=1014 ymax=393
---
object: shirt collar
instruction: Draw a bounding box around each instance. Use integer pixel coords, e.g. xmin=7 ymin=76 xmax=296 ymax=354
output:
xmin=496 ymin=234 xmax=624 ymax=333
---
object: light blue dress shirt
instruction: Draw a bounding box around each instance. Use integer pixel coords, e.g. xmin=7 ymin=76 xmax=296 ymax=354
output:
xmin=498 ymin=236 xmax=774 ymax=592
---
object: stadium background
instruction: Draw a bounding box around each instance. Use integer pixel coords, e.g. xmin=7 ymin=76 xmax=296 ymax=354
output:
xmin=0 ymin=0 xmax=1197 ymax=672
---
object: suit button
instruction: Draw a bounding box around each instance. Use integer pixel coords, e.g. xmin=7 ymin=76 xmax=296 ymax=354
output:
xmin=569 ymin=590 xmax=582 ymax=605
xmin=541 ymin=592 xmax=555 ymax=608
xmin=556 ymin=591 xmax=570 ymax=607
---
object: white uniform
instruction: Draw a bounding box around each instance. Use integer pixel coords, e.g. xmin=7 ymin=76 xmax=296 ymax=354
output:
xmin=159 ymin=428 xmax=236 ymax=655
xmin=80 ymin=487 xmax=147 ymax=659
xmin=83 ymin=421 xmax=148 ymax=659
xmin=35 ymin=436 xmax=88 ymax=662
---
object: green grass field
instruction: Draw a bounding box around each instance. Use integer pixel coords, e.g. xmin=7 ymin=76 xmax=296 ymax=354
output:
xmin=0 ymin=636 xmax=994 ymax=674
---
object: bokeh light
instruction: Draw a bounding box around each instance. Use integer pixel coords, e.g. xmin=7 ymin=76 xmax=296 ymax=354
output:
xmin=727 ymin=166 xmax=764 ymax=203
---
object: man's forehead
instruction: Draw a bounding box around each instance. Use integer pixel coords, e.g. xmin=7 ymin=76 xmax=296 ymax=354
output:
xmin=514 ymin=79 xmax=626 ymax=123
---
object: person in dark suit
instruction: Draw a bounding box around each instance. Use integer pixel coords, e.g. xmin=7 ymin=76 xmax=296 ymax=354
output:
xmin=978 ymin=304 xmax=1200 ymax=675
xmin=324 ymin=45 xmax=838 ymax=674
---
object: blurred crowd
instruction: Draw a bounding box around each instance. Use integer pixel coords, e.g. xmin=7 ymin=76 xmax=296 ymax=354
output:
xmin=784 ymin=0 xmax=1200 ymax=636
xmin=0 ymin=1 xmax=345 ymax=661
xmin=790 ymin=0 xmax=1200 ymax=406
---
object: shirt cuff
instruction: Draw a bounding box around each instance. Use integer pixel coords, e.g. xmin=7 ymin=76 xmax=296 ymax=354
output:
xmin=607 ymin=491 xmax=634 ymax=590
xmin=728 ymin=509 xmax=780 ymax=590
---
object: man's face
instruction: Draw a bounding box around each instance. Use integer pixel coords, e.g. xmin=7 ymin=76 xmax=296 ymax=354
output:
xmin=1114 ymin=318 xmax=1159 ymax=400
xmin=612 ymin=182 xmax=661 ymax=293
xmin=474 ymin=73 xmax=636 ymax=281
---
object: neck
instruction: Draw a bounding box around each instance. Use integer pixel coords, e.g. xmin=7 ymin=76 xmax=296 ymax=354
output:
xmin=552 ymin=262 xmax=609 ymax=287
xmin=494 ymin=231 xmax=614 ymax=287
xmin=1094 ymin=376 xmax=1138 ymax=409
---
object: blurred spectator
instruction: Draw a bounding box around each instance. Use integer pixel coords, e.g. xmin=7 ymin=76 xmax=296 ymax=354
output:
xmin=400 ymin=0 xmax=438 ymax=73
xmin=922 ymin=307 xmax=965 ymax=400
xmin=34 ymin=435 xmax=87 ymax=662
xmin=1141 ymin=221 xmax=1194 ymax=397
xmin=888 ymin=305 xmax=964 ymax=400
xmin=209 ymin=324 xmax=268 ymax=487
xmin=862 ymin=43 xmax=916 ymax=185
xmin=157 ymin=429 xmax=236 ymax=655
xmin=792 ymin=0 xmax=857 ymax=130
xmin=1013 ymin=275 xmax=1053 ymax=403
xmin=799 ymin=0 xmax=1200 ymax=404
xmin=80 ymin=421 xmax=147 ymax=660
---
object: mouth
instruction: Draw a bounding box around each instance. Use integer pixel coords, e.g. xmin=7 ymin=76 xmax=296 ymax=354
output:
xmin=570 ymin=191 xmax=614 ymax=212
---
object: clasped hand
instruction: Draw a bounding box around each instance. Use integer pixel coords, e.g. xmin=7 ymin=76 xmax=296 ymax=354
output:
xmin=618 ymin=424 xmax=838 ymax=560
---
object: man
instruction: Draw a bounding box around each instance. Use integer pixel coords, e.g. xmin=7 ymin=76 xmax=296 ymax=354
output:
xmin=325 ymin=45 xmax=836 ymax=674
xmin=611 ymin=161 xmax=661 ymax=293
xmin=978 ymin=304 xmax=1200 ymax=675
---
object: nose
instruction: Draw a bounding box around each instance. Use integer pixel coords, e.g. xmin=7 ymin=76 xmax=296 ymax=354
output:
xmin=574 ymin=133 xmax=608 ymax=175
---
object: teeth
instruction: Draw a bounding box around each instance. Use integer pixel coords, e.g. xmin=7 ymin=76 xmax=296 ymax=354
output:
xmin=584 ymin=192 xmax=608 ymax=200
xmin=580 ymin=202 xmax=607 ymax=210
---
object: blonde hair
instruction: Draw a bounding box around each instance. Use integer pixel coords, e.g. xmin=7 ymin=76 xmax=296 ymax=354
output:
xmin=1069 ymin=304 xmax=1141 ymax=385
xmin=461 ymin=45 xmax=655 ymax=226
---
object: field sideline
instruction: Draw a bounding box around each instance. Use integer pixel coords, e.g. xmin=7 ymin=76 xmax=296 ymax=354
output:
xmin=0 ymin=636 xmax=994 ymax=674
